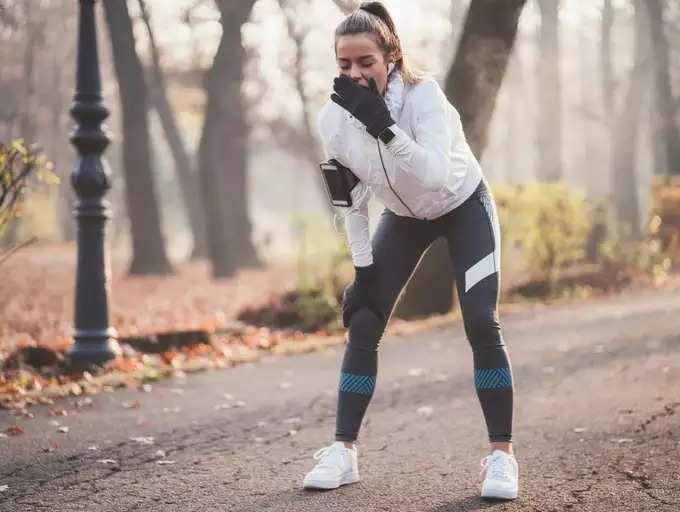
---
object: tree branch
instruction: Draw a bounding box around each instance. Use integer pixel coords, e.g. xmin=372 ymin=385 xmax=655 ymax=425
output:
xmin=330 ymin=0 xmax=357 ymax=15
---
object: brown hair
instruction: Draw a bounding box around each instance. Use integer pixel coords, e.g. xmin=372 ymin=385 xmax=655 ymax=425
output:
xmin=334 ymin=1 xmax=422 ymax=85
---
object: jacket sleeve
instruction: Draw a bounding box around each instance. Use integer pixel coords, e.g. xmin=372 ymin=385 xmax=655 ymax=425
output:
xmin=317 ymin=103 xmax=373 ymax=267
xmin=381 ymin=79 xmax=453 ymax=192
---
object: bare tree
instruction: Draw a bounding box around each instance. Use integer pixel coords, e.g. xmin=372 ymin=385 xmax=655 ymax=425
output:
xmin=137 ymin=0 xmax=208 ymax=257
xmin=198 ymin=0 xmax=260 ymax=278
xmin=645 ymin=0 xmax=680 ymax=176
xmin=535 ymin=0 xmax=563 ymax=182
xmin=276 ymin=0 xmax=334 ymax=218
xmin=330 ymin=0 xmax=357 ymax=15
xmin=102 ymin=0 xmax=173 ymax=274
xmin=603 ymin=1 xmax=651 ymax=239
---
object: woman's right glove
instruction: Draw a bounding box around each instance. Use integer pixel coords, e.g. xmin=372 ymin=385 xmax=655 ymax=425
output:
xmin=342 ymin=263 xmax=386 ymax=328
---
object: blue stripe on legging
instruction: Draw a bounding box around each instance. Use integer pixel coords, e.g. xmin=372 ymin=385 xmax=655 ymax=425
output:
xmin=339 ymin=372 xmax=376 ymax=394
xmin=474 ymin=367 xmax=512 ymax=389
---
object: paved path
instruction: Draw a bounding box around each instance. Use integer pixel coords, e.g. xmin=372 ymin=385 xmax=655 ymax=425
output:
xmin=1 ymin=290 xmax=679 ymax=511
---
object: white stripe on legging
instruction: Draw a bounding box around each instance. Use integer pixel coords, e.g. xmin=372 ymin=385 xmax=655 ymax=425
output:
xmin=464 ymin=251 xmax=497 ymax=292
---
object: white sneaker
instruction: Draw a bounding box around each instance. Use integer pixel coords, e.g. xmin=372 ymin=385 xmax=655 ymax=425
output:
xmin=302 ymin=441 xmax=360 ymax=490
xmin=480 ymin=450 xmax=519 ymax=500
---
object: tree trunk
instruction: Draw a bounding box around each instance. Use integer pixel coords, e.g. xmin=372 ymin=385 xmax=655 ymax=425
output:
xmin=535 ymin=0 xmax=563 ymax=182
xmin=137 ymin=0 xmax=208 ymax=258
xmin=645 ymin=0 xmax=680 ymax=176
xmin=102 ymin=0 xmax=172 ymax=275
xmin=198 ymin=0 xmax=260 ymax=278
xmin=398 ymin=0 xmax=527 ymax=319
xmin=444 ymin=0 xmax=527 ymax=157
xmin=610 ymin=2 xmax=650 ymax=239
xmin=277 ymin=0 xmax=335 ymax=221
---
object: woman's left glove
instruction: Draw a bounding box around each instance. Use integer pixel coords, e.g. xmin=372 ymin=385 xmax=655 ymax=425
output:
xmin=342 ymin=263 xmax=386 ymax=328
xmin=331 ymin=75 xmax=395 ymax=139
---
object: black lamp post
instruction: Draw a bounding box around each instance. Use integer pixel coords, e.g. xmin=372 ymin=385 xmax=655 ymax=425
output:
xmin=67 ymin=0 xmax=121 ymax=367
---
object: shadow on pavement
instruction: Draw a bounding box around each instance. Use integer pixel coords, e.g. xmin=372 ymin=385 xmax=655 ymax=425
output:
xmin=429 ymin=495 xmax=503 ymax=511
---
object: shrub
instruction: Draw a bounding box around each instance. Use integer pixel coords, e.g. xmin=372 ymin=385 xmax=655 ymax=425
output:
xmin=493 ymin=182 xmax=593 ymax=288
xmin=0 ymin=139 xmax=59 ymax=238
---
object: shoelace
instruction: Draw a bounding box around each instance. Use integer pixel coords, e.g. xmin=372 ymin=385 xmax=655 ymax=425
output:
xmin=480 ymin=453 xmax=511 ymax=480
xmin=312 ymin=445 xmax=344 ymax=471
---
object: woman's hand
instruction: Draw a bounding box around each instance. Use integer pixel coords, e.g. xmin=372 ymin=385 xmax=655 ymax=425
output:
xmin=331 ymin=75 xmax=395 ymax=139
xmin=342 ymin=263 xmax=386 ymax=327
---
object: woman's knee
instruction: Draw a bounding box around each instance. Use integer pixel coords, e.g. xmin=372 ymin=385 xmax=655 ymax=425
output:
xmin=347 ymin=307 xmax=387 ymax=350
xmin=464 ymin=314 xmax=502 ymax=348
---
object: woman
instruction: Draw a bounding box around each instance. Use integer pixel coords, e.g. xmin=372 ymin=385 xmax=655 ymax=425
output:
xmin=303 ymin=2 xmax=518 ymax=500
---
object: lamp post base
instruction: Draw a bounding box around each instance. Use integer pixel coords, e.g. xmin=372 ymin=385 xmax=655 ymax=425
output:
xmin=67 ymin=327 xmax=121 ymax=368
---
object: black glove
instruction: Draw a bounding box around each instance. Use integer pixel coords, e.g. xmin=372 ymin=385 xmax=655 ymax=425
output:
xmin=342 ymin=263 xmax=385 ymax=328
xmin=331 ymin=75 xmax=395 ymax=139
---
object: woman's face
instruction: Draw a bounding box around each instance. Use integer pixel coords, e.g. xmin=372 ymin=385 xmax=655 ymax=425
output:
xmin=335 ymin=33 xmax=393 ymax=96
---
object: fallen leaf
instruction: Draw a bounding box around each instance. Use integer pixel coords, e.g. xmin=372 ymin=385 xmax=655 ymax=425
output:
xmin=122 ymin=401 xmax=141 ymax=409
xmin=58 ymin=426 xmax=69 ymax=433
xmin=6 ymin=425 xmax=24 ymax=436
xmin=142 ymin=384 xmax=153 ymax=393
xmin=573 ymin=427 xmax=589 ymax=433
xmin=10 ymin=409 xmax=34 ymax=418
xmin=408 ymin=368 xmax=425 ymax=377
xmin=137 ymin=418 xmax=150 ymax=426
xmin=256 ymin=421 xmax=268 ymax=428
xmin=42 ymin=443 xmax=58 ymax=453
xmin=0 ymin=433 xmax=7 ymax=438
xmin=48 ymin=420 xmax=60 ymax=427
xmin=282 ymin=417 xmax=301 ymax=424
xmin=162 ymin=407 xmax=181 ymax=413
xmin=97 ymin=459 xmax=117 ymax=465
xmin=154 ymin=449 xmax=165 ymax=458
xmin=76 ymin=397 xmax=93 ymax=408
xmin=50 ymin=408 xmax=68 ymax=416
xmin=0 ymin=485 xmax=8 ymax=492
xmin=223 ymin=393 xmax=234 ymax=400
xmin=129 ymin=436 xmax=154 ymax=445
xmin=417 ymin=405 xmax=434 ymax=417
xmin=156 ymin=460 xmax=175 ymax=465
xmin=214 ymin=403 xmax=231 ymax=410
xmin=87 ymin=445 xmax=99 ymax=451
xmin=289 ymin=430 xmax=298 ymax=436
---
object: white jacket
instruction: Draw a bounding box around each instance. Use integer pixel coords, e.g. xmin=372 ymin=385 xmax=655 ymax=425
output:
xmin=317 ymin=70 xmax=483 ymax=267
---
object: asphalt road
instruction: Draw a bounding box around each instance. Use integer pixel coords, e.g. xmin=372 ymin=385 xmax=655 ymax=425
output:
xmin=1 ymin=289 xmax=679 ymax=511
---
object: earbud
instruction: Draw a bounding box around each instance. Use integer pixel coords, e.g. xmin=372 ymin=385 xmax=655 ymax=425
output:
xmin=387 ymin=61 xmax=395 ymax=75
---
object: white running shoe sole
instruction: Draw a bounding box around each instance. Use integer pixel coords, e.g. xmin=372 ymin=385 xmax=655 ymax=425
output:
xmin=481 ymin=484 xmax=518 ymax=500
xmin=303 ymin=471 xmax=360 ymax=490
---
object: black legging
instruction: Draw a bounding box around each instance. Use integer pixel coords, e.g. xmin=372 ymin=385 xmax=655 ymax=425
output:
xmin=336 ymin=180 xmax=513 ymax=443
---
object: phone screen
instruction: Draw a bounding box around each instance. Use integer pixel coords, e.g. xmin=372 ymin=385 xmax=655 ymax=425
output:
xmin=320 ymin=165 xmax=352 ymax=206
xmin=321 ymin=167 xmax=352 ymax=206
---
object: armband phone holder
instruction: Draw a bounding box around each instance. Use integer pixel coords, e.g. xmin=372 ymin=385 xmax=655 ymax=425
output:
xmin=319 ymin=158 xmax=360 ymax=207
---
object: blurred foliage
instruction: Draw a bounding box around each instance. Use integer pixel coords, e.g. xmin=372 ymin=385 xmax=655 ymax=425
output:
xmin=494 ymin=182 xmax=593 ymax=288
xmin=650 ymin=176 xmax=680 ymax=260
xmin=0 ymin=139 xmax=59 ymax=238
xmin=238 ymin=214 xmax=353 ymax=332
xmin=291 ymin=213 xmax=353 ymax=298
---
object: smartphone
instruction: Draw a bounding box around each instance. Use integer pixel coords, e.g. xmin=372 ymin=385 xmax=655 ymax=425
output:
xmin=319 ymin=159 xmax=360 ymax=207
